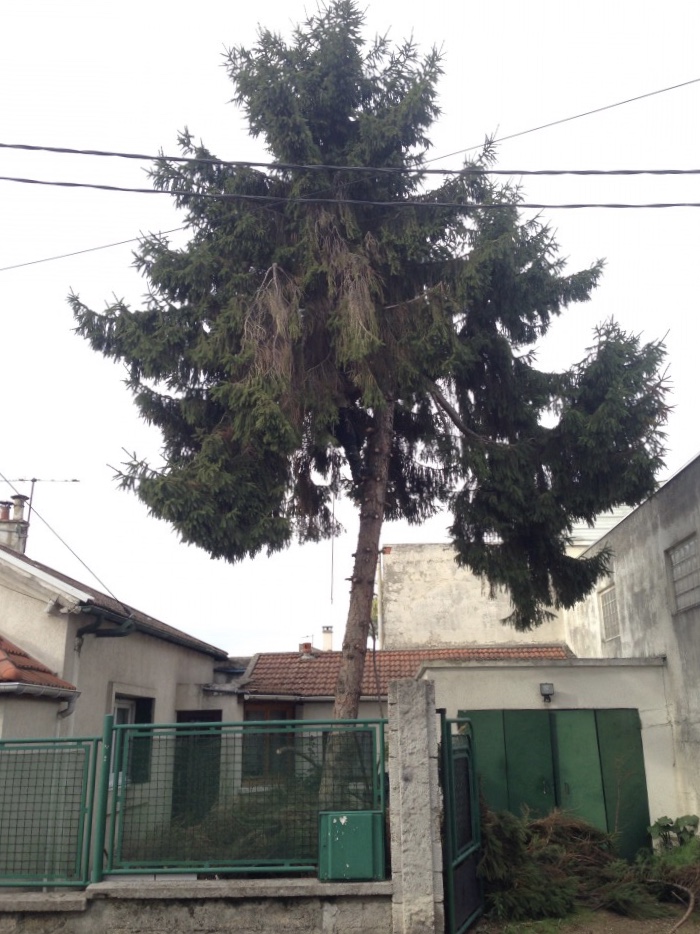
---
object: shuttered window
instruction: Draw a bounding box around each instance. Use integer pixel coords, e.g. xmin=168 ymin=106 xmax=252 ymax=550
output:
xmin=599 ymin=586 xmax=620 ymax=640
xmin=668 ymin=537 xmax=700 ymax=612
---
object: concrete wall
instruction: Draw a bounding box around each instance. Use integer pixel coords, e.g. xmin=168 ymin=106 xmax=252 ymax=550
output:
xmin=379 ymin=543 xmax=565 ymax=648
xmin=563 ymin=456 xmax=700 ymax=813
xmin=0 ymin=881 xmax=393 ymax=934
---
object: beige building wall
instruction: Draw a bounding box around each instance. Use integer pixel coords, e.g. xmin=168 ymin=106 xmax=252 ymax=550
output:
xmin=0 ymin=559 xmax=227 ymax=739
xmin=379 ymin=543 xmax=565 ymax=649
xmin=0 ymin=563 xmax=74 ymax=677
xmin=0 ymin=696 xmax=63 ymax=739
xmin=419 ymin=658 xmax=677 ymax=823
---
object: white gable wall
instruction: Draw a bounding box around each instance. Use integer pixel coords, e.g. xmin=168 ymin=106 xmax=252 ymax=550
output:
xmin=379 ymin=543 xmax=565 ymax=649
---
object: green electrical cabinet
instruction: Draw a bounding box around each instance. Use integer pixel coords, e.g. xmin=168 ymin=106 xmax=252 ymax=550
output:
xmin=318 ymin=811 xmax=385 ymax=881
xmin=460 ymin=708 xmax=650 ymax=860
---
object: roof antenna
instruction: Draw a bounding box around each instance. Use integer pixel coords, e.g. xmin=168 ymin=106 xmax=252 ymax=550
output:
xmin=7 ymin=477 xmax=80 ymax=524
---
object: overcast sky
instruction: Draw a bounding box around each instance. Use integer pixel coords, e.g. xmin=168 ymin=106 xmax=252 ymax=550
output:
xmin=1 ymin=0 xmax=698 ymax=656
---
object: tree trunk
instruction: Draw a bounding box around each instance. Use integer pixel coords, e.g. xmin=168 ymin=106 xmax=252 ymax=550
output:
xmin=332 ymin=401 xmax=395 ymax=720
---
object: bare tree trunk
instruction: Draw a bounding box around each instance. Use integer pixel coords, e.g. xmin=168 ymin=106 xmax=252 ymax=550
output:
xmin=333 ymin=401 xmax=395 ymax=720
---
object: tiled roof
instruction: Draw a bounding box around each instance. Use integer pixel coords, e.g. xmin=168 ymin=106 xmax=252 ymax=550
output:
xmin=0 ymin=634 xmax=77 ymax=692
xmin=242 ymin=645 xmax=573 ymax=698
xmin=0 ymin=543 xmax=228 ymax=660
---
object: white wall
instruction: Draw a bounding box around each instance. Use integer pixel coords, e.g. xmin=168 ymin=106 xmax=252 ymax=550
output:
xmin=379 ymin=543 xmax=565 ymax=648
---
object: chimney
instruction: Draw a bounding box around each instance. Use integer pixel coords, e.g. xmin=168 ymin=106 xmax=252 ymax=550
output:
xmin=299 ymin=641 xmax=315 ymax=659
xmin=322 ymin=626 xmax=333 ymax=651
xmin=0 ymin=495 xmax=29 ymax=554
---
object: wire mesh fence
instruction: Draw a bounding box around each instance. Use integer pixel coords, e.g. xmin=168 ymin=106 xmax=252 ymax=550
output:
xmin=0 ymin=737 xmax=99 ymax=886
xmin=104 ymin=718 xmax=386 ymax=874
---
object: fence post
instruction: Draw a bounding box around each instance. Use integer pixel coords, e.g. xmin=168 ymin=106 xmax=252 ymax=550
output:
xmin=91 ymin=713 xmax=113 ymax=884
xmin=388 ymin=679 xmax=444 ymax=934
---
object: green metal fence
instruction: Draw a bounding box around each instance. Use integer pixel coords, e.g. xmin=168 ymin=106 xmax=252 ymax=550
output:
xmin=98 ymin=717 xmax=386 ymax=878
xmin=0 ymin=717 xmax=386 ymax=885
xmin=0 ymin=736 xmax=100 ymax=887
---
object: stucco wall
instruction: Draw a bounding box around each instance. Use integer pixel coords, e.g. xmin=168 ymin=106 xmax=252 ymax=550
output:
xmin=0 ymin=562 xmax=225 ymax=739
xmin=420 ymin=660 xmax=677 ymax=823
xmin=563 ymin=457 xmax=700 ymax=813
xmin=68 ymin=625 xmax=220 ymax=735
xmin=0 ymin=564 xmax=73 ymax=677
xmin=0 ymin=695 xmax=64 ymax=739
xmin=379 ymin=543 xmax=565 ymax=648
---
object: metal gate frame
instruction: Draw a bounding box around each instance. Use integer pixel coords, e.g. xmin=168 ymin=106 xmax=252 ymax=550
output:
xmin=440 ymin=712 xmax=483 ymax=934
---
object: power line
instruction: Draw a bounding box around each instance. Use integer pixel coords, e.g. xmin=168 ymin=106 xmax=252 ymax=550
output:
xmin=428 ymin=76 xmax=700 ymax=162
xmin=0 ymin=226 xmax=186 ymax=273
xmin=0 ymin=469 xmax=132 ymax=615
xmin=3 ymin=76 xmax=699 ymax=273
xmin=1 ymin=174 xmax=699 ymax=209
xmin=4 ymin=140 xmax=700 ymax=178
xmin=3 ymin=77 xmax=698 ymax=173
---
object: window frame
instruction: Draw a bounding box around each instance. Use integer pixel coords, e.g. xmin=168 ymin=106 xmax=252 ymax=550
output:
xmin=599 ymin=584 xmax=621 ymax=642
xmin=667 ymin=535 xmax=700 ymax=613
xmin=242 ymin=702 xmax=297 ymax=785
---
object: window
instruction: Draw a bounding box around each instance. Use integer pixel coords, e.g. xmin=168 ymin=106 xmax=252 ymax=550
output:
xmin=599 ymin=586 xmax=620 ymax=641
xmin=242 ymin=703 xmax=296 ymax=783
xmin=668 ymin=537 xmax=700 ymax=612
xmin=113 ymin=694 xmax=154 ymax=784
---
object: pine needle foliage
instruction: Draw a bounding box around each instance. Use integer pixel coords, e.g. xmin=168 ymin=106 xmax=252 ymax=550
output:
xmin=480 ymin=808 xmax=670 ymax=922
xmin=70 ymin=2 xmax=669 ymax=712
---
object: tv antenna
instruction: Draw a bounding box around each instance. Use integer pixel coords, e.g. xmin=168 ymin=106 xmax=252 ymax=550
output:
xmin=6 ymin=477 xmax=80 ymax=523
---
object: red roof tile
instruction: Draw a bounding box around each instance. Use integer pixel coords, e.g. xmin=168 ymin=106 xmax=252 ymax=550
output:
xmin=243 ymin=645 xmax=573 ymax=698
xmin=0 ymin=634 xmax=76 ymax=692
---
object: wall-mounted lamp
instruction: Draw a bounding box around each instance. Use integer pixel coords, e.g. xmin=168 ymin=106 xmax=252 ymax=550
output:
xmin=539 ymin=682 xmax=555 ymax=704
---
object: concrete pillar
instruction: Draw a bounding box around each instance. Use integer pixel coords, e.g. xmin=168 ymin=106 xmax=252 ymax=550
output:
xmin=388 ymin=678 xmax=444 ymax=934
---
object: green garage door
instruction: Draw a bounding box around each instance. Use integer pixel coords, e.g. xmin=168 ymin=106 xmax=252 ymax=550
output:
xmin=461 ymin=709 xmax=649 ymax=860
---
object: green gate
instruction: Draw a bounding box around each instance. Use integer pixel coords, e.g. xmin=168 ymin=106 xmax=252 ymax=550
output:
xmin=440 ymin=713 xmax=483 ymax=934
xmin=461 ymin=708 xmax=650 ymax=860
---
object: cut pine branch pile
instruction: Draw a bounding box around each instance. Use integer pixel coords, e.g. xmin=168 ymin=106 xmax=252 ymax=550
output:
xmin=479 ymin=808 xmax=671 ymax=923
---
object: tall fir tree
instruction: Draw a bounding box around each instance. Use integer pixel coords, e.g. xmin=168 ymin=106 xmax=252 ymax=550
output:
xmin=71 ymin=1 xmax=668 ymax=718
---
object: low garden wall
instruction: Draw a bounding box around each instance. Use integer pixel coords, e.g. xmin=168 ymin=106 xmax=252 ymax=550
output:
xmin=0 ymin=879 xmax=393 ymax=933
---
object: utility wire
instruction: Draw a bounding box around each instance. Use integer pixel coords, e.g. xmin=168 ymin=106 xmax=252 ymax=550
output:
xmin=3 ymin=76 xmax=698 ymax=272
xmin=0 ymin=469 xmax=132 ymax=616
xmin=2 ymin=77 xmax=697 ymax=172
xmin=0 ymin=175 xmax=699 ymax=209
xmin=429 ymin=76 xmax=700 ymax=162
xmin=0 ymin=226 xmax=186 ymax=273
xmin=4 ymin=141 xmax=700 ymax=178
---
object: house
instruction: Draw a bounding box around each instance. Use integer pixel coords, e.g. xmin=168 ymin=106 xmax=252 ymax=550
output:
xmin=0 ymin=495 xmax=240 ymax=739
xmin=563 ymin=451 xmax=700 ymax=816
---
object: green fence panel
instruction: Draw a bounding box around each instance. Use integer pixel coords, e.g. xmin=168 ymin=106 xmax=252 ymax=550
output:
xmin=103 ymin=718 xmax=387 ymax=876
xmin=0 ymin=736 xmax=100 ymax=887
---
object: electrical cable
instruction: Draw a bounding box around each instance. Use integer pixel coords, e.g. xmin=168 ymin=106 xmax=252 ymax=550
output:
xmin=1 ymin=175 xmax=699 ymax=209
xmin=0 ymin=469 xmax=133 ymax=616
xmin=0 ymin=227 xmax=186 ymax=273
xmin=3 ymin=75 xmax=699 ymax=272
xmin=427 ymin=76 xmax=700 ymax=162
xmin=4 ymin=141 xmax=700 ymax=177
xmin=2 ymin=77 xmax=697 ymax=173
